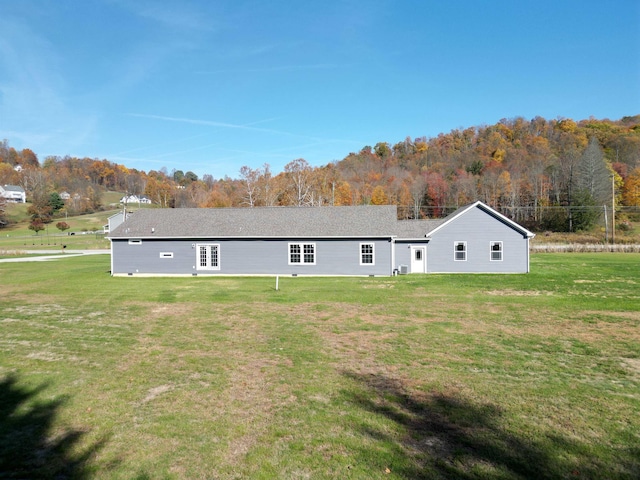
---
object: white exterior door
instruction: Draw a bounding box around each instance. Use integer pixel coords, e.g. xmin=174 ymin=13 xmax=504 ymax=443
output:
xmin=410 ymin=246 xmax=426 ymax=273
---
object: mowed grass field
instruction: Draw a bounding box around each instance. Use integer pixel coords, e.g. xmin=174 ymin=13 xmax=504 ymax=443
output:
xmin=1 ymin=254 xmax=639 ymax=479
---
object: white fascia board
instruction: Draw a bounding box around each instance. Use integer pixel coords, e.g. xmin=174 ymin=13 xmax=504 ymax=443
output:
xmin=426 ymin=201 xmax=535 ymax=239
xmin=424 ymin=202 xmax=480 ymax=237
xmin=475 ymin=203 xmax=536 ymax=238
xmin=109 ymin=235 xmax=396 ymax=240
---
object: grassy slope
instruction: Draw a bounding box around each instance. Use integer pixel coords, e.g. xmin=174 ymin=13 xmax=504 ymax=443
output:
xmin=0 ymin=254 xmax=638 ymax=479
xmin=0 ymin=193 xmax=158 ymax=251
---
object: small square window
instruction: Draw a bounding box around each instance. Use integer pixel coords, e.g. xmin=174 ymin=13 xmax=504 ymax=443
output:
xmin=490 ymin=241 xmax=503 ymax=261
xmin=360 ymin=243 xmax=374 ymax=265
xmin=454 ymin=241 xmax=466 ymax=261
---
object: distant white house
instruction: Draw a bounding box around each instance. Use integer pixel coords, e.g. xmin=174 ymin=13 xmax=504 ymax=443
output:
xmin=59 ymin=191 xmax=71 ymax=200
xmin=0 ymin=185 xmax=26 ymax=203
xmin=120 ymin=194 xmax=152 ymax=205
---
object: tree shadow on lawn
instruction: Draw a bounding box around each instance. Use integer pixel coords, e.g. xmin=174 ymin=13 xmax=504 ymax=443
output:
xmin=0 ymin=374 xmax=111 ymax=479
xmin=343 ymin=371 xmax=639 ymax=480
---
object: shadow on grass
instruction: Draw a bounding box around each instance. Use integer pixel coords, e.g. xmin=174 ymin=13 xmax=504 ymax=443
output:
xmin=0 ymin=374 xmax=110 ymax=479
xmin=343 ymin=371 xmax=639 ymax=480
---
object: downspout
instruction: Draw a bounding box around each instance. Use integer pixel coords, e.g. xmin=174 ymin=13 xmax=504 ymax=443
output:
xmin=390 ymin=236 xmax=396 ymax=276
xmin=109 ymin=238 xmax=114 ymax=276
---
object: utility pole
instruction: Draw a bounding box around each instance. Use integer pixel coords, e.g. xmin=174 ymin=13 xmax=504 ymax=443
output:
xmin=568 ymin=164 xmax=573 ymax=232
xmin=611 ymin=175 xmax=615 ymax=244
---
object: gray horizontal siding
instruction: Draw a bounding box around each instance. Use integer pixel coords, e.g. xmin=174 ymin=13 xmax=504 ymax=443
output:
xmin=425 ymin=207 xmax=529 ymax=273
xmin=111 ymin=238 xmax=392 ymax=276
xmin=393 ymin=240 xmax=429 ymax=272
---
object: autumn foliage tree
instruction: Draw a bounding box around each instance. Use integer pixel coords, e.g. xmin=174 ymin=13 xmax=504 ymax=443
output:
xmin=1 ymin=114 xmax=638 ymax=232
xmin=56 ymin=221 xmax=70 ymax=232
xmin=623 ymin=167 xmax=640 ymax=207
xmin=28 ymin=219 xmax=45 ymax=235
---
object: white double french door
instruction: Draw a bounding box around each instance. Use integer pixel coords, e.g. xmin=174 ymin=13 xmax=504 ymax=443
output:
xmin=410 ymin=246 xmax=426 ymax=273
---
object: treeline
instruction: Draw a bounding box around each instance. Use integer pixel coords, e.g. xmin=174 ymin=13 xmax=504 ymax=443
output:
xmin=1 ymin=115 xmax=639 ymax=231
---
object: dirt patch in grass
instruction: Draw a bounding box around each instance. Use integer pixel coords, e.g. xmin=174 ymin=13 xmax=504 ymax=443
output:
xmin=574 ymin=278 xmax=638 ymax=285
xmin=2 ymin=297 xmax=64 ymax=312
xmin=455 ymin=307 xmax=640 ymax=344
xmin=580 ymin=310 xmax=640 ymax=321
xmin=221 ymin=356 xmax=295 ymax=465
xmin=361 ymin=282 xmax=395 ymax=289
xmin=289 ymin=298 xmax=640 ymax=383
xmin=622 ymin=358 xmax=640 ymax=379
xmin=26 ymin=351 xmax=66 ymax=362
xmin=485 ymin=289 xmax=552 ymax=297
xmin=140 ymin=384 xmax=174 ymax=404
xmin=116 ymin=301 xmax=300 ymax=469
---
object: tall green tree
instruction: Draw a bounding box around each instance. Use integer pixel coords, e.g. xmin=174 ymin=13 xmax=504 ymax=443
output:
xmin=570 ymin=188 xmax=600 ymax=231
xmin=48 ymin=192 xmax=65 ymax=213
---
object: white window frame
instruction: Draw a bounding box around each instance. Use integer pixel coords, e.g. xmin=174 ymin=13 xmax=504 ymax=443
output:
xmin=454 ymin=241 xmax=467 ymax=261
xmin=128 ymin=239 xmax=142 ymax=245
xmin=196 ymin=243 xmax=220 ymax=271
xmin=360 ymin=243 xmax=375 ymax=265
xmin=490 ymin=241 xmax=503 ymax=261
xmin=159 ymin=252 xmax=174 ymax=259
xmin=288 ymin=242 xmax=316 ymax=265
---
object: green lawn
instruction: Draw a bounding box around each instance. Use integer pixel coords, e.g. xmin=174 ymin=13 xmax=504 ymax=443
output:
xmin=1 ymin=254 xmax=639 ymax=479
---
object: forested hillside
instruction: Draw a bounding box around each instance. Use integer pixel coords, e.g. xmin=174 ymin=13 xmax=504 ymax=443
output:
xmin=1 ymin=115 xmax=639 ymax=232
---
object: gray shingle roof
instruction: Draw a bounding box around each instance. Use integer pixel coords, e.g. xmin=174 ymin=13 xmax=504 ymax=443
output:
xmin=109 ymin=205 xmax=401 ymax=238
xmin=393 ymin=219 xmax=445 ymax=238
xmin=2 ymin=185 xmax=25 ymax=192
xmin=107 ymin=201 xmax=534 ymax=240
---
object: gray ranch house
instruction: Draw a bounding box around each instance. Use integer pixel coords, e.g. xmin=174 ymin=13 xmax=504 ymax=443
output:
xmin=107 ymin=201 xmax=534 ymax=276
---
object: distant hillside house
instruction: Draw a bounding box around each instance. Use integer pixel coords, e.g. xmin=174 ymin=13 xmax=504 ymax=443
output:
xmin=108 ymin=201 xmax=535 ymax=277
xmin=59 ymin=191 xmax=71 ymax=200
xmin=120 ymin=194 xmax=152 ymax=204
xmin=0 ymin=185 xmax=26 ymax=203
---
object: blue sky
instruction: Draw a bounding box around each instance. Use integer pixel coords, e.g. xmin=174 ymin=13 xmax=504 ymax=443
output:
xmin=1 ymin=1 xmax=639 ymax=179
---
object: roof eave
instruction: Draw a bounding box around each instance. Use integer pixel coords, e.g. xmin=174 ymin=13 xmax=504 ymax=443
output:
xmin=108 ymin=234 xmax=396 ymax=240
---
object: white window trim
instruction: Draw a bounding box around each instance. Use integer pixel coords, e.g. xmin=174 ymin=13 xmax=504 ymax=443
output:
xmin=360 ymin=242 xmax=375 ymax=266
xmin=196 ymin=243 xmax=220 ymax=271
xmin=160 ymin=252 xmax=174 ymax=259
xmin=288 ymin=242 xmax=316 ymax=265
xmin=490 ymin=241 xmax=503 ymax=261
xmin=454 ymin=241 xmax=467 ymax=261
xmin=128 ymin=239 xmax=142 ymax=245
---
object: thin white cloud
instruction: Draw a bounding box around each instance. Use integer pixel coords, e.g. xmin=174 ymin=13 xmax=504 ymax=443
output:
xmin=196 ymin=63 xmax=341 ymax=74
xmin=126 ymin=113 xmax=322 ymax=140
xmin=212 ymin=43 xmax=280 ymax=60
xmin=126 ymin=113 xmax=365 ymax=148
xmin=110 ymin=0 xmax=215 ymax=32
xmin=112 ymin=133 xmax=211 ymax=157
